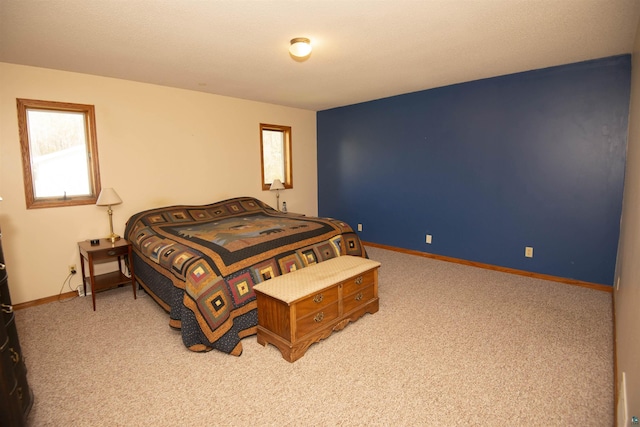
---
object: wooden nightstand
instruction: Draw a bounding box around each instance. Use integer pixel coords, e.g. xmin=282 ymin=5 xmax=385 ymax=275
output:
xmin=78 ymin=239 xmax=136 ymax=311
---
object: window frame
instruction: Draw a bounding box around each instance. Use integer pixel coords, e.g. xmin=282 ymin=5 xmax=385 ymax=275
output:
xmin=16 ymin=98 xmax=102 ymax=209
xmin=260 ymin=123 xmax=293 ymax=190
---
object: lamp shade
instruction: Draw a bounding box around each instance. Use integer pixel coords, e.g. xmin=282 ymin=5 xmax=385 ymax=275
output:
xmin=289 ymin=38 xmax=312 ymax=58
xmin=270 ymin=179 xmax=285 ymax=191
xmin=96 ymin=188 xmax=122 ymax=206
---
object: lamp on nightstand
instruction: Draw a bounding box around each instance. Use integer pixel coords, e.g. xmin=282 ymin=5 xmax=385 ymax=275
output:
xmin=269 ymin=179 xmax=285 ymax=211
xmin=96 ymin=188 xmax=123 ymax=243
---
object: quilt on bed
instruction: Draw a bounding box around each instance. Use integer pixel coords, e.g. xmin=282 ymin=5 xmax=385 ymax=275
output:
xmin=124 ymin=196 xmax=366 ymax=355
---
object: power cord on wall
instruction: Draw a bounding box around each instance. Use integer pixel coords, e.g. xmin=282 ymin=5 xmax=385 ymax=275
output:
xmin=57 ymin=269 xmax=79 ymax=303
xmin=56 ymin=262 xmax=143 ymax=302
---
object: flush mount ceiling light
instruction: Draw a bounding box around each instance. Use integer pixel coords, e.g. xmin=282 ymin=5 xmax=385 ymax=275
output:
xmin=289 ymin=37 xmax=312 ymax=58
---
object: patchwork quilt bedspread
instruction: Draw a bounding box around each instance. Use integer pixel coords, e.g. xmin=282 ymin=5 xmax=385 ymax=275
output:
xmin=124 ymin=196 xmax=366 ymax=356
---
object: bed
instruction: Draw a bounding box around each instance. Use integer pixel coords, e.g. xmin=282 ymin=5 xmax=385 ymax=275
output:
xmin=124 ymin=196 xmax=366 ymax=356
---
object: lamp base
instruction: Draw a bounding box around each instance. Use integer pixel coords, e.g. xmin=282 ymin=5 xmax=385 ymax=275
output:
xmin=107 ymin=234 xmax=121 ymax=243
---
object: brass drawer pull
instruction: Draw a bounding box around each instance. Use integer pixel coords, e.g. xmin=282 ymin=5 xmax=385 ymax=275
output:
xmin=313 ymin=294 xmax=323 ymax=303
xmin=314 ymin=312 xmax=324 ymax=323
xmin=107 ymin=250 xmax=117 ymax=256
xmin=0 ymin=263 xmax=5 ymax=270
xmin=354 ymin=275 xmax=363 ymax=285
xmin=355 ymin=292 xmax=363 ymax=301
xmin=10 ymin=348 xmax=19 ymax=363
xmin=1 ymin=304 xmax=13 ymax=314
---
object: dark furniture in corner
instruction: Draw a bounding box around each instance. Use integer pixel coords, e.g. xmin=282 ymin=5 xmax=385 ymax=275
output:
xmin=0 ymin=228 xmax=33 ymax=426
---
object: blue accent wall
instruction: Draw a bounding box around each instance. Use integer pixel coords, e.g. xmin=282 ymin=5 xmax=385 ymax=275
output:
xmin=317 ymin=56 xmax=631 ymax=285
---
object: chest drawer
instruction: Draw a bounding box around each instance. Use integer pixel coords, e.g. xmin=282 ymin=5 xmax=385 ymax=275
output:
xmin=1 ymin=276 xmax=12 ymax=326
xmin=295 ymin=285 xmax=338 ymax=319
xmin=0 ymin=335 xmax=15 ymax=403
xmin=3 ymin=314 xmax=23 ymax=369
xmin=90 ymin=244 xmax=129 ymax=261
xmin=296 ymin=302 xmax=339 ymax=339
xmin=255 ymin=256 xmax=381 ymax=362
xmin=343 ymin=284 xmax=376 ymax=314
xmin=341 ymin=270 xmax=376 ymax=296
xmin=12 ymin=360 xmax=30 ymax=413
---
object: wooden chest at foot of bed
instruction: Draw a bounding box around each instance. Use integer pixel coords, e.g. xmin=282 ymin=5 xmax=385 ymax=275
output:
xmin=254 ymin=255 xmax=381 ymax=362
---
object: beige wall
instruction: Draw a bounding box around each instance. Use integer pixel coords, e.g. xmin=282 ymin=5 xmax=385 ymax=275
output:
xmin=0 ymin=62 xmax=317 ymax=304
xmin=615 ymin=19 xmax=640 ymax=425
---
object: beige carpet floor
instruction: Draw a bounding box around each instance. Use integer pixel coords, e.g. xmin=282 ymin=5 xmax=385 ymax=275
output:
xmin=16 ymin=246 xmax=613 ymax=426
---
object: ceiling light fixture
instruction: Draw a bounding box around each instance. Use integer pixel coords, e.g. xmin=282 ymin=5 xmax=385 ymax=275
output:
xmin=289 ymin=37 xmax=312 ymax=58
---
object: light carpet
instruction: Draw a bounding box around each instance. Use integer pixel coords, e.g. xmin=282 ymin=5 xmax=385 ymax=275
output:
xmin=16 ymin=246 xmax=613 ymax=426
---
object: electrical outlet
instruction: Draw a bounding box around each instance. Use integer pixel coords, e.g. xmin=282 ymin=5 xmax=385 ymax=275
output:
xmin=69 ymin=265 xmax=77 ymax=275
xmin=357 ymin=223 xmax=362 ymax=232
xmin=426 ymin=234 xmax=432 ymax=244
xmin=525 ymin=247 xmax=533 ymax=258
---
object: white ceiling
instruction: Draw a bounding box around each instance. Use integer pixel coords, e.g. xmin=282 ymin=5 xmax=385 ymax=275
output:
xmin=1 ymin=0 xmax=639 ymax=111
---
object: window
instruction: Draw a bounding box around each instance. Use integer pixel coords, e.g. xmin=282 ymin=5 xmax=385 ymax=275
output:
xmin=260 ymin=123 xmax=292 ymax=190
xmin=16 ymin=99 xmax=101 ymax=209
